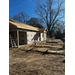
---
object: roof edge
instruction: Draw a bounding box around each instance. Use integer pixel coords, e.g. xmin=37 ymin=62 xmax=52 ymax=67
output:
xmin=9 ymin=19 xmax=39 ymax=30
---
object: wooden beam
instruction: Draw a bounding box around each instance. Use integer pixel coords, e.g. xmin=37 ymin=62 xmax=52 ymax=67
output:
xmin=38 ymin=43 xmax=65 ymax=45
xmin=9 ymin=27 xmax=17 ymax=30
xmin=20 ymin=43 xmax=36 ymax=50
xmin=17 ymin=31 xmax=19 ymax=48
xmin=9 ymin=29 xmax=17 ymax=32
xmin=25 ymin=43 xmax=35 ymax=49
xmin=35 ymin=45 xmax=58 ymax=48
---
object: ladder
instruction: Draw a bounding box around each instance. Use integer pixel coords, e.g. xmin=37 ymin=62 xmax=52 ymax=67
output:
xmin=9 ymin=35 xmax=16 ymax=49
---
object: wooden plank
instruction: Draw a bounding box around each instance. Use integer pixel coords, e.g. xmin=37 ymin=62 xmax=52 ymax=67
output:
xmin=17 ymin=31 xmax=19 ymax=48
xmin=9 ymin=29 xmax=17 ymax=31
xmin=26 ymin=43 xmax=35 ymax=49
xmin=20 ymin=43 xmax=36 ymax=50
xmin=9 ymin=27 xmax=17 ymax=29
xmin=35 ymin=45 xmax=58 ymax=48
xmin=38 ymin=43 xmax=65 ymax=45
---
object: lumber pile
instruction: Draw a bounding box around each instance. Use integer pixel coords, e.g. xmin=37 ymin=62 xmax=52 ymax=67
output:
xmin=37 ymin=42 xmax=65 ymax=45
xmin=35 ymin=45 xmax=58 ymax=48
xmin=26 ymin=43 xmax=35 ymax=48
xmin=20 ymin=43 xmax=36 ymax=50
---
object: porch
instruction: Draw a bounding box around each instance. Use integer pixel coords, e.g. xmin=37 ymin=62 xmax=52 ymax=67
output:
xmin=9 ymin=30 xmax=27 ymax=48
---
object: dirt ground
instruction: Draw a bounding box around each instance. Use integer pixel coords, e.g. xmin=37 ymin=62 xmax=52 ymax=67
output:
xmin=9 ymin=39 xmax=65 ymax=75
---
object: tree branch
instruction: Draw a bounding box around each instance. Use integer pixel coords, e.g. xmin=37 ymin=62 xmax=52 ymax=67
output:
xmin=51 ymin=16 xmax=64 ymax=31
xmin=39 ymin=4 xmax=47 ymax=13
xmin=36 ymin=7 xmax=46 ymax=22
xmin=51 ymin=0 xmax=65 ymax=24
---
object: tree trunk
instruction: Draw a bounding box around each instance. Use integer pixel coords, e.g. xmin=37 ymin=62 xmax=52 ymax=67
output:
xmin=47 ymin=25 xmax=50 ymax=38
xmin=47 ymin=29 xmax=54 ymax=38
xmin=47 ymin=24 xmax=54 ymax=38
xmin=50 ymin=31 xmax=54 ymax=38
xmin=48 ymin=30 xmax=50 ymax=38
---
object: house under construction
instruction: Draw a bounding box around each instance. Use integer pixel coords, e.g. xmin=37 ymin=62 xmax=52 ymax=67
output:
xmin=9 ymin=19 xmax=47 ymax=48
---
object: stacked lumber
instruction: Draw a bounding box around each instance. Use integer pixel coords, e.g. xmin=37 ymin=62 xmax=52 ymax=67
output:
xmin=20 ymin=43 xmax=36 ymax=50
xmin=35 ymin=45 xmax=58 ymax=48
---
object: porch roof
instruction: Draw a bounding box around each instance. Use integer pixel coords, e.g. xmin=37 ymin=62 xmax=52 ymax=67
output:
xmin=9 ymin=20 xmax=39 ymax=31
xmin=39 ymin=28 xmax=47 ymax=32
xmin=39 ymin=28 xmax=47 ymax=31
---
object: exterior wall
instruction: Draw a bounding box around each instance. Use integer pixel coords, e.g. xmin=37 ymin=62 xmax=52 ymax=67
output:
xmin=9 ymin=23 xmax=16 ymax=27
xmin=41 ymin=33 xmax=44 ymax=41
xmin=27 ymin=31 xmax=39 ymax=44
xmin=40 ymin=30 xmax=47 ymax=41
xmin=38 ymin=33 xmax=41 ymax=41
xmin=19 ymin=31 xmax=27 ymax=45
xmin=44 ymin=30 xmax=47 ymax=40
xmin=9 ymin=31 xmax=27 ymax=45
xmin=44 ymin=32 xmax=47 ymax=40
xmin=9 ymin=29 xmax=47 ymax=45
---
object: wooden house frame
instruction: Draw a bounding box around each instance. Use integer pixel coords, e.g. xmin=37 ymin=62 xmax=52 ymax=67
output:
xmin=9 ymin=19 xmax=47 ymax=48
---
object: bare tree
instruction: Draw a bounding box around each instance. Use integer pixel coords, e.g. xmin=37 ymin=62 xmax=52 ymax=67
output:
xmin=35 ymin=0 xmax=65 ymax=37
xmin=26 ymin=17 xmax=39 ymax=26
xmin=12 ymin=11 xmax=29 ymax=24
xmin=63 ymin=28 xmax=65 ymax=34
xmin=26 ymin=17 xmax=44 ymax=28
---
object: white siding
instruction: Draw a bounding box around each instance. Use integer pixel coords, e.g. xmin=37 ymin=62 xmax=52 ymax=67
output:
xmin=41 ymin=33 xmax=44 ymax=41
xmin=26 ymin=29 xmax=47 ymax=44
xmin=40 ymin=31 xmax=47 ymax=41
xmin=44 ymin=33 xmax=46 ymax=40
xmin=44 ymin=30 xmax=47 ymax=41
xmin=27 ymin=31 xmax=39 ymax=44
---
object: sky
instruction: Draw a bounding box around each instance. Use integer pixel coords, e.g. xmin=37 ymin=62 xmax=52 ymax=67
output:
xmin=9 ymin=0 xmax=65 ymax=28
xmin=9 ymin=0 xmax=38 ymax=19
xmin=9 ymin=0 xmax=65 ymax=19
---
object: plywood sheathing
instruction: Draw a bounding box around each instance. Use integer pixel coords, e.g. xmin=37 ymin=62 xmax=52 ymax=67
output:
xmin=9 ymin=20 xmax=39 ymax=31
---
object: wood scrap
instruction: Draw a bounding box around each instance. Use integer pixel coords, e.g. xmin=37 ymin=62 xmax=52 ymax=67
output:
xmin=20 ymin=43 xmax=36 ymax=50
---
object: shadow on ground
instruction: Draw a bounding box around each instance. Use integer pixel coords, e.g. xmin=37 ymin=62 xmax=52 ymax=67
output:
xmin=57 ymin=48 xmax=65 ymax=51
xmin=63 ymin=60 xmax=65 ymax=63
xmin=46 ymin=41 xmax=58 ymax=43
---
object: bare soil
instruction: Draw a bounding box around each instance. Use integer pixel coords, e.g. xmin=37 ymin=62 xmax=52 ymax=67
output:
xmin=9 ymin=39 xmax=65 ymax=75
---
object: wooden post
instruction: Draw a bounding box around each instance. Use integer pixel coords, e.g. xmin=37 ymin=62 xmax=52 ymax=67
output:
xmin=17 ymin=31 xmax=19 ymax=48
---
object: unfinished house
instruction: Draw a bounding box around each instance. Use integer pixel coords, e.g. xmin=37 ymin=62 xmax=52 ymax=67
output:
xmin=9 ymin=19 xmax=47 ymax=48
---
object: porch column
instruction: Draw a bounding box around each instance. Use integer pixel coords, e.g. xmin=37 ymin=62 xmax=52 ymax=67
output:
xmin=17 ymin=31 xmax=19 ymax=48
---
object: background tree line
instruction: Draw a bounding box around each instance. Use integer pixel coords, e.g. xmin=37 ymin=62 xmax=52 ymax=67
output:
xmin=10 ymin=11 xmax=44 ymax=28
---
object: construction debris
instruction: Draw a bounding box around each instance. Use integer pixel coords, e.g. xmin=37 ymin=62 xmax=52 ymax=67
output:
xmin=20 ymin=43 xmax=36 ymax=50
xmin=9 ymin=39 xmax=65 ymax=75
xmin=18 ymin=39 xmax=65 ymax=55
xmin=35 ymin=45 xmax=58 ymax=48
